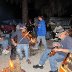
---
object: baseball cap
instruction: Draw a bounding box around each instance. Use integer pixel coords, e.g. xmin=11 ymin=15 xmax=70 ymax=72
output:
xmin=55 ymin=28 xmax=65 ymax=37
xmin=19 ymin=24 xmax=26 ymax=29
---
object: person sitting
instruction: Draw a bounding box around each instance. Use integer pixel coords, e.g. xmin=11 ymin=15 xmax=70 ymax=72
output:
xmin=0 ymin=35 xmax=9 ymax=54
xmin=53 ymin=23 xmax=64 ymax=35
xmin=33 ymin=28 xmax=72 ymax=72
xmin=51 ymin=22 xmax=64 ymax=40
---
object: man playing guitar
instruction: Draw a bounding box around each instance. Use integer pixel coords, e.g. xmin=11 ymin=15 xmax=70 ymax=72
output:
xmin=33 ymin=28 xmax=72 ymax=72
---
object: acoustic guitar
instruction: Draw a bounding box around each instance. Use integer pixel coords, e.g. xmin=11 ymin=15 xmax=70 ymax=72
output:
xmin=59 ymin=53 xmax=72 ymax=72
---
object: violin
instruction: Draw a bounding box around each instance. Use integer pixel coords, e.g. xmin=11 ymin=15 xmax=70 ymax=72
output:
xmin=21 ymin=28 xmax=32 ymax=39
xmin=48 ymin=46 xmax=59 ymax=57
xmin=21 ymin=28 xmax=37 ymax=46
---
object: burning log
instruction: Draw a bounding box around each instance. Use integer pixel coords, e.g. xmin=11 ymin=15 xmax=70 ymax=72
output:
xmin=2 ymin=58 xmax=26 ymax=72
xmin=2 ymin=67 xmax=10 ymax=72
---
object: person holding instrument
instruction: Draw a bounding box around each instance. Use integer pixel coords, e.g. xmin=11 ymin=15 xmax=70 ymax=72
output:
xmin=11 ymin=24 xmax=31 ymax=64
xmin=33 ymin=28 xmax=72 ymax=72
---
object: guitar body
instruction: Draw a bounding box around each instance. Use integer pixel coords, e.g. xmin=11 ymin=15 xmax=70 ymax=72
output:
xmin=60 ymin=67 xmax=65 ymax=72
xmin=59 ymin=53 xmax=72 ymax=72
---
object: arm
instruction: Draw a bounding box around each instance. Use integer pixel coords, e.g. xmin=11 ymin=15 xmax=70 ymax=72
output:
xmin=60 ymin=49 xmax=72 ymax=53
xmin=53 ymin=48 xmax=71 ymax=53
xmin=53 ymin=39 xmax=72 ymax=53
xmin=11 ymin=31 xmax=18 ymax=46
xmin=11 ymin=38 xmax=17 ymax=46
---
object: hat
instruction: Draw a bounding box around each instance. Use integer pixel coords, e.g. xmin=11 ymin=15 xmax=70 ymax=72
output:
xmin=55 ymin=28 xmax=65 ymax=37
xmin=19 ymin=24 xmax=26 ymax=29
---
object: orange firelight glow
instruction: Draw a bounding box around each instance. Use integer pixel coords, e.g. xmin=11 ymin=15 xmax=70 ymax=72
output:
xmin=9 ymin=60 xmax=14 ymax=69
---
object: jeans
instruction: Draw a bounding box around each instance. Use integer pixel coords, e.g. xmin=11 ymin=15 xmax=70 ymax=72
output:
xmin=39 ymin=49 xmax=65 ymax=71
xmin=16 ymin=44 xmax=29 ymax=60
xmin=0 ymin=40 xmax=8 ymax=50
xmin=35 ymin=36 xmax=47 ymax=49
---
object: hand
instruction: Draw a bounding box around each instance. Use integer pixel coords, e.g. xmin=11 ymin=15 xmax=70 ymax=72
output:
xmin=53 ymin=48 xmax=61 ymax=52
xmin=11 ymin=39 xmax=17 ymax=46
xmin=13 ymin=43 xmax=17 ymax=46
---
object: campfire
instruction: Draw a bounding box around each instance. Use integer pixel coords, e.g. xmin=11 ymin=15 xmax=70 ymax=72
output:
xmin=1 ymin=59 xmax=25 ymax=72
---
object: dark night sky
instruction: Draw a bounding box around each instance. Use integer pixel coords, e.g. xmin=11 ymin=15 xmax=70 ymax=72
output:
xmin=0 ymin=0 xmax=22 ymax=19
xmin=0 ymin=0 xmax=72 ymax=20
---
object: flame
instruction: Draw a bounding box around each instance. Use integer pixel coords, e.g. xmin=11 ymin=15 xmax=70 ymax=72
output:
xmin=9 ymin=60 xmax=14 ymax=68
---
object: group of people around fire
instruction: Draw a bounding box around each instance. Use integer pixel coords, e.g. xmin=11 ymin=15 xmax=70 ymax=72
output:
xmin=0 ymin=16 xmax=72 ymax=72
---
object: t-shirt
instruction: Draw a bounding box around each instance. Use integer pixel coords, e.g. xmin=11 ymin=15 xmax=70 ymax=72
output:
xmin=11 ymin=30 xmax=29 ymax=44
xmin=58 ymin=36 xmax=72 ymax=56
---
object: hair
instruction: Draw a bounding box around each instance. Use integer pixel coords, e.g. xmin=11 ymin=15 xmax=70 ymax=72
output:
xmin=38 ymin=16 xmax=44 ymax=19
xmin=67 ymin=28 xmax=72 ymax=37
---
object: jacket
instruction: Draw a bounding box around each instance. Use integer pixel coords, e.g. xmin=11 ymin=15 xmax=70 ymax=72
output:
xmin=37 ymin=20 xmax=46 ymax=36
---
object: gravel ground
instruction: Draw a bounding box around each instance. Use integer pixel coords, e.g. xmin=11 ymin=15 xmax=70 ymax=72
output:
xmin=0 ymin=49 xmax=51 ymax=72
xmin=0 ymin=40 xmax=61 ymax=72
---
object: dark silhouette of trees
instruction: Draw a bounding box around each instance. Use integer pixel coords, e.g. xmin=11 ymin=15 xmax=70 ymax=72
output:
xmin=6 ymin=0 xmax=28 ymax=23
xmin=34 ymin=0 xmax=72 ymax=17
xmin=4 ymin=0 xmax=72 ymax=21
xmin=22 ymin=0 xmax=28 ymax=23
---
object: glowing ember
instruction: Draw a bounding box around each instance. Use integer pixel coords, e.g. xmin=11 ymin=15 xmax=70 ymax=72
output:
xmin=1 ymin=59 xmax=26 ymax=72
xmin=9 ymin=60 xmax=14 ymax=69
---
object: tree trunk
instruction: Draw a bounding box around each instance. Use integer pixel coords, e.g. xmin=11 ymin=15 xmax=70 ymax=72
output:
xmin=22 ymin=0 xmax=28 ymax=24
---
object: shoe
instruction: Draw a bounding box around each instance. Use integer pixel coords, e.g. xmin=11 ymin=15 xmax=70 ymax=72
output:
xmin=33 ymin=64 xmax=43 ymax=69
xmin=49 ymin=69 xmax=58 ymax=72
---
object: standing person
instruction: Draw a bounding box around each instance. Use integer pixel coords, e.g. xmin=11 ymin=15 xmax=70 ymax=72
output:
xmin=10 ymin=24 xmax=20 ymax=60
xmin=11 ymin=24 xmax=31 ymax=64
xmin=34 ymin=17 xmax=38 ymax=36
xmin=46 ymin=24 xmax=52 ymax=39
xmin=34 ymin=16 xmax=47 ymax=49
xmin=33 ymin=28 xmax=72 ymax=72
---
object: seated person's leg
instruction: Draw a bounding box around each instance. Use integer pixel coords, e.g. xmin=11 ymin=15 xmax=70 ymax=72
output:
xmin=2 ymin=40 xmax=9 ymax=50
xmin=39 ymin=49 xmax=51 ymax=65
xmin=2 ymin=40 xmax=10 ymax=54
xmin=49 ymin=53 xmax=65 ymax=72
xmin=33 ymin=49 xmax=51 ymax=69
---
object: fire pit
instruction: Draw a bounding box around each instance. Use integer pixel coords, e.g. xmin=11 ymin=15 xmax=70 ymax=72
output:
xmin=1 ymin=59 xmax=26 ymax=72
xmin=2 ymin=67 xmax=25 ymax=72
